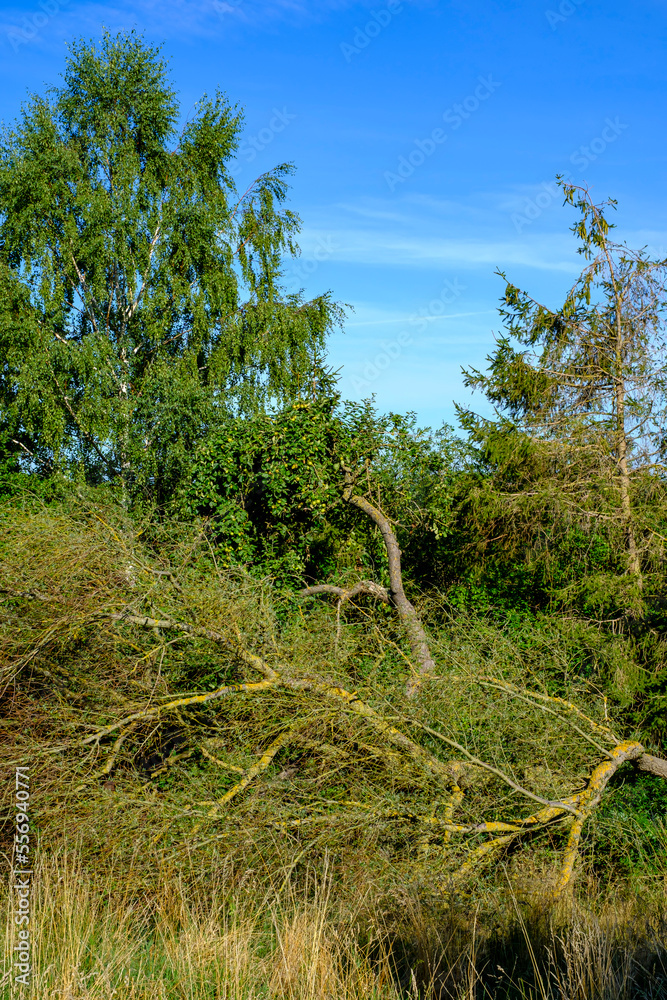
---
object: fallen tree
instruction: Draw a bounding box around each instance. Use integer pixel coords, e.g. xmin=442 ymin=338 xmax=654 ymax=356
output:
xmin=2 ymin=501 xmax=665 ymax=900
xmin=300 ymin=463 xmax=436 ymax=696
xmin=74 ymin=608 xmax=667 ymax=895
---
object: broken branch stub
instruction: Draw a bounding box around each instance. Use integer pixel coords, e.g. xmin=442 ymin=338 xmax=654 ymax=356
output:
xmin=635 ymin=753 xmax=667 ymax=779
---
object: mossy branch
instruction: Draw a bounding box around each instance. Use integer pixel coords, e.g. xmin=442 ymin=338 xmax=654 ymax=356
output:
xmin=553 ymin=740 xmax=644 ymax=896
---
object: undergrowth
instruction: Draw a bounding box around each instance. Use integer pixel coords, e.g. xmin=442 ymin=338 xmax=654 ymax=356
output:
xmin=0 ymin=493 xmax=665 ymax=997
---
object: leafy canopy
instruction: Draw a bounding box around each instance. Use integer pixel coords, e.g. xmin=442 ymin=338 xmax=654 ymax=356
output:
xmin=182 ymin=386 xmax=460 ymax=587
xmin=0 ymin=30 xmax=342 ymax=496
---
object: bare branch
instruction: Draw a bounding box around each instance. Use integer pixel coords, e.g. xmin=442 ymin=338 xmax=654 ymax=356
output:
xmin=408 ymin=720 xmax=581 ymax=817
xmin=341 ymin=466 xmax=437 ymax=694
xmin=476 ymin=678 xmax=620 ymax=754
xmin=299 ymin=581 xmax=390 ymax=603
xmin=109 ymin=612 xmax=279 ymax=680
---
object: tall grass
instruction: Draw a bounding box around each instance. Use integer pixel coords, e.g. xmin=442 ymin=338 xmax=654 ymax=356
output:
xmin=1 ymin=851 xmax=401 ymax=1000
xmin=1 ymin=851 xmax=666 ymax=998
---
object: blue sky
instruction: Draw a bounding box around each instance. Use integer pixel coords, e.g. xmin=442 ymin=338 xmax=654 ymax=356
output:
xmin=0 ymin=0 xmax=665 ymax=429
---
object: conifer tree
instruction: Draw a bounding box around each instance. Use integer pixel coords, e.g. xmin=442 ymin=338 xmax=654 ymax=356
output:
xmin=457 ymin=181 xmax=667 ymax=614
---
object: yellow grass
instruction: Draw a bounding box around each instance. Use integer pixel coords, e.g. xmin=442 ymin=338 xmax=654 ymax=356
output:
xmin=1 ymin=850 xmax=666 ymax=999
xmin=1 ymin=851 xmax=402 ymax=1000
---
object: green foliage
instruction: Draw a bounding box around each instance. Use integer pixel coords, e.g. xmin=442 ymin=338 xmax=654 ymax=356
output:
xmin=589 ymin=770 xmax=667 ymax=880
xmin=0 ymin=30 xmax=342 ymax=498
xmin=452 ymin=181 xmax=667 ymax=618
xmin=626 ymin=661 xmax=667 ymax=744
xmin=180 ymin=390 xmax=462 ymax=587
xmin=182 ymin=394 xmax=342 ymax=576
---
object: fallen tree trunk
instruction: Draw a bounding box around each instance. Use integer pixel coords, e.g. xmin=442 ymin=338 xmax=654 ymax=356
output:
xmin=634 ymin=752 xmax=667 ymax=779
xmin=300 ymin=465 xmax=436 ymax=696
xmin=6 ymin=520 xmax=667 ymax=902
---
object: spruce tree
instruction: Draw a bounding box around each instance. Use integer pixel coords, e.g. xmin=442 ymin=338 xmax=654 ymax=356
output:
xmin=457 ymin=181 xmax=667 ymax=615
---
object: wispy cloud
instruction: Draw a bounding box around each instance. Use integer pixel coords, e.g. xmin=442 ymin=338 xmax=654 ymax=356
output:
xmin=297 ymin=222 xmax=580 ymax=273
xmin=290 ymin=189 xmax=588 ymax=276
xmin=0 ymin=0 xmax=386 ymax=50
xmin=345 ymin=308 xmax=495 ymax=327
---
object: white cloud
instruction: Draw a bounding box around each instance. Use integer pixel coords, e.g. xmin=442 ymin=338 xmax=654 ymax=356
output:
xmin=297 ymin=223 xmax=580 ymax=273
xmin=0 ymin=0 xmax=376 ymax=50
xmin=345 ymin=308 xmax=495 ymax=328
xmin=291 ymin=190 xmax=586 ymax=275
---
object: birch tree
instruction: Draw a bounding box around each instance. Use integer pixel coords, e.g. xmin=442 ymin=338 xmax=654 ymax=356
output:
xmin=0 ymin=31 xmax=341 ymax=498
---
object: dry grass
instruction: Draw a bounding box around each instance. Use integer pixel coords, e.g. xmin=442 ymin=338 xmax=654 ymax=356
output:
xmin=0 ymin=851 xmax=666 ymax=998
xmin=0 ymin=851 xmax=401 ymax=1000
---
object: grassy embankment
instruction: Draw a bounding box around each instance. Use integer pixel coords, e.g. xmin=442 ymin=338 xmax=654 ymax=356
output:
xmin=1 ymin=493 xmax=665 ymax=998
